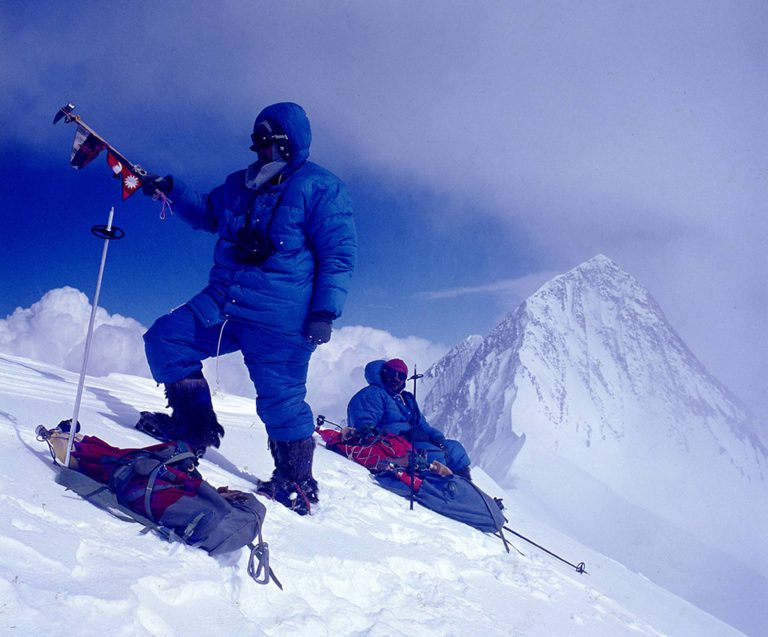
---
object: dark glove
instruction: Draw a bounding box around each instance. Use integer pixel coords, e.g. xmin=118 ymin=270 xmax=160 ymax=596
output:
xmin=141 ymin=173 xmax=173 ymax=197
xmin=306 ymin=312 xmax=334 ymax=345
xmin=432 ymin=435 xmax=446 ymax=449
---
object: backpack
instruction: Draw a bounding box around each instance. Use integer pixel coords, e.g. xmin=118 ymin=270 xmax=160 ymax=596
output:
xmin=317 ymin=427 xmax=412 ymax=472
xmin=316 ymin=421 xmax=507 ymax=539
xmin=39 ymin=425 xmax=280 ymax=587
xmin=374 ymin=471 xmax=506 ymax=534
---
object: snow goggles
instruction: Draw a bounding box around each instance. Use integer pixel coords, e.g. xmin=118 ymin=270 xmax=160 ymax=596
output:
xmin=250 ymin=131 xmax=289 ymax=151
xmin=250 ymin=120 xmax=290 ymax=158
xmin=382 ymin=368 xmax=407 ymax=381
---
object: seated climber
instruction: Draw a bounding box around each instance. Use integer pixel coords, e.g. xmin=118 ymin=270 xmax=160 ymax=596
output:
xmin=345 ymin=358 xmax=472 ymax=479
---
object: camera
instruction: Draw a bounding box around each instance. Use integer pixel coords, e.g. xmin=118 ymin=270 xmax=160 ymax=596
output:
xmin=234 ymin=224 xmax=275 ymax=264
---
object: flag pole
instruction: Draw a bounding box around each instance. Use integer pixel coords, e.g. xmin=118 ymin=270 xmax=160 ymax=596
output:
xmin=63 ymin=206 xmax=124 ymax=466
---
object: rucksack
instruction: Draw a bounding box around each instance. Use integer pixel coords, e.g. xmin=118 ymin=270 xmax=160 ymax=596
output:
xmin=374 ymin=471 xmax=506 ymax=534
xmin=317 ymin=427 xmax=412 ymax=472
xmin=38 ymin=424 xmax=280 ymax=587
xmin=316 ymin=420 xmax=507 ymax=538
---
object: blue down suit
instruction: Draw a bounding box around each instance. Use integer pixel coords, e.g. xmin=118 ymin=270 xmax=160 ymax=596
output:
xmin=144 ymin=103 xmax=356 ymax=442
xmin=346 ymin=360 xmax=471 ymax=472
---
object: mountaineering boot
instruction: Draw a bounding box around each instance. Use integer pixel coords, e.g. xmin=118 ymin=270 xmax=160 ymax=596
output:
xmin=256 ymin=436 xmax=318 ymax=516
xmin=453 ymin=465 xmax=472 ymax=481
xmin=135 ymin=411 xmax=180 ymax=443
xmin=135 ymin=371 xmax=225 ymax=457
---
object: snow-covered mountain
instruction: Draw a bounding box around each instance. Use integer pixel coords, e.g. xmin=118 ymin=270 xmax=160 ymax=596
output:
xmin=420 ymin=334 xmax=483 ymax=403
xmin=0 ymin=352 xmax=747 ymax=637
xmin=423 ymin=254 xmax=767 ymax=635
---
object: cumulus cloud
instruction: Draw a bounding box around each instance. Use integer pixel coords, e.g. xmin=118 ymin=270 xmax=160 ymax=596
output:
xmin=1 ymin=289 xmax=447 ymax=423
xmin=0 ymin=287 xmax=149 ymax=378
xmin=306 ymin=326 xmax=448 ymax=425
xmin=205 ymin=325 xmax=447 ymax=423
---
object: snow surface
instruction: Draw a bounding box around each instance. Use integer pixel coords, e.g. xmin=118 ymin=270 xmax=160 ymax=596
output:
xmin=0 ymin=353 xmax=745 ymax=637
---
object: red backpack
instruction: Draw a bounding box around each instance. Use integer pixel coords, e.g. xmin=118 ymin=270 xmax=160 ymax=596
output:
xmin=38 ymin=423 xmax=280 ymax=587
xmin=317 ymin=427 xmax=411 ymax=473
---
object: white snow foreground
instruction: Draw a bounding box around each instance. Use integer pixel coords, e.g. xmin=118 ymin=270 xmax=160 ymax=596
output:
xmin=0 ymin=354 xmax=743 ymax=637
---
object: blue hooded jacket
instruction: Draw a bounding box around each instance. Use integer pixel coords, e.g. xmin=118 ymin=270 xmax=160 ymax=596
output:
xmin=347 ymin=360 xmax=446 ymax=443
xmin=167 ymin=102 xmax=356 ymax=334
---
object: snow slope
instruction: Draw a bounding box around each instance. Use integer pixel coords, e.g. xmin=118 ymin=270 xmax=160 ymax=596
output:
xmin=423 ymin=255 xmax=767 ymax=635
xmin=0 ymin=352 xmax=744 ymax=636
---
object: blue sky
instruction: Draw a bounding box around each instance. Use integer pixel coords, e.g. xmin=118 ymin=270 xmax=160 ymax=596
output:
xmin=1 ymin=1 xmax=766 ymax=417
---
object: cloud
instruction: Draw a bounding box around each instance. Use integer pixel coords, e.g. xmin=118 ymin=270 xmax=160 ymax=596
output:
xmin=306 ymin=325 xmax=448 ymax=425
xmin=208 ymin=324 xmax=448 ymax=424
xmin=0 ymin=289 xmax=447 ymax=424
xmin=2 ymin=2 xmax=766 ymax=418
xmin=0 ymin=287 xmax=149 ymax=378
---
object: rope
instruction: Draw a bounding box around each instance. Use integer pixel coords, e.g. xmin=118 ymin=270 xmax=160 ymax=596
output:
xmin=158 ymin=192 xmax=173 ymax=220
xmin=212 ymin=318 xmax=230 ymax=396
xmin=247 ymin=521 xmax=283 ymax=589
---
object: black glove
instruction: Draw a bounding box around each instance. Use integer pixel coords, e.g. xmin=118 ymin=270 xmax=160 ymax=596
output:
xmin=306 ymin=318 xmax=332 ymax=345
xmin=431 ymin=435 xmax=446 ymax=448
xmin=141 ymin=173 xmax=173 ymax=197
xmin=306 ymin=311 xmax=334 ymax=345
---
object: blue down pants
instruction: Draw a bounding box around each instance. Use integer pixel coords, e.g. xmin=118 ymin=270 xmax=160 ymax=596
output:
xmin=144 ymin=305 xmax=315 ymax=442
xmin=414 ymin=439 xmax=471 ymax=472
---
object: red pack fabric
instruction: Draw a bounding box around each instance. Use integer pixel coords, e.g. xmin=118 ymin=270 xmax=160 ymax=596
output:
xmin=71 ymin=435 xmax=201 ymax=520
xmin=318 ymin=428 xmax=411 ymax=472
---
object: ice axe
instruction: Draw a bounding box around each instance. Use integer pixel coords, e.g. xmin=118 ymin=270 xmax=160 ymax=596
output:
xmin=52 ymin=102 xmax=75 ymax=125
xmin=316 ymin=415 xmax=343 ymax=430
xmin=52 ymin=102 xmax=171 ymax=204
xmin=407 ymin=366 xmax=424 ymax=511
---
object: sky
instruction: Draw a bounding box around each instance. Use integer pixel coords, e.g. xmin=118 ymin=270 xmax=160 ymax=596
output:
xmin=1 ymin=1 xmax=766 ymax=418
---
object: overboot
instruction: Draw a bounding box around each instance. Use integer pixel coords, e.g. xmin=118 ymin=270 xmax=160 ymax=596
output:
xmin=135 ymin=371 xmax=224 ymax=456
xmin=256 ymin=436 xmax=318 ymax=516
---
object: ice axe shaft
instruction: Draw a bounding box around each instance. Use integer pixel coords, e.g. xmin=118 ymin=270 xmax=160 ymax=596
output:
xmin=315 ymin=415 xmax=343 ymax=430
xmin=408 ymin=368 xmax=424 ymax=511
xmin=53 ymin=103 xmax=143 ymax=176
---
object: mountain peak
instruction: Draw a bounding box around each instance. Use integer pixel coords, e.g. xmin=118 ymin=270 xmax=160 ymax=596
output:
xmin=539 ymin=253 xmax=643 ymax=299
xmin=423 ymin=256 xmax=766 ymax=589
xmin=581 ymin=252 xmax=619 ymax=269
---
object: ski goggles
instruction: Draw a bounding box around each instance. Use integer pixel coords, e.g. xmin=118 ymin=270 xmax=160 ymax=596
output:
xmin=250 ymin=119 xmax=290 ymax=154
xmin=250 ymin=131 xmax=289 ymax=151
xmin=382 ymin=368 xmax=407 ymax=381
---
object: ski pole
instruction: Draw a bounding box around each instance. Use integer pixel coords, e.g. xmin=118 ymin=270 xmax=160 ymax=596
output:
xmin=503 ymin=525 xmax=587 ymax=574
xmin=63 ymin=206 xmax=125 ymax=467
xmin=408 ymin=366 xmax=424 ymax=511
